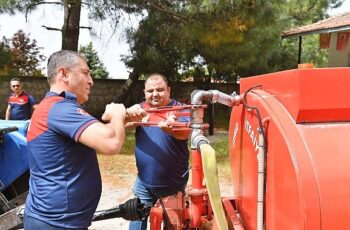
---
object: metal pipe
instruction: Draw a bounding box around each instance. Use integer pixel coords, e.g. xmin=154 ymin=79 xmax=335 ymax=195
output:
xmin=257 ymin=129 xmax=265 ymax=230
xmin=298 ymin=36 xmax=302 ymax=64
xmin=190 ymin=89 xmax=241 ymax=149
xmin=191 ymin=90 xmax=241 ymax=107
xmin=191 ymin=129 xmax=209 ymax=150
xmin=208 ymin=90 xmax=241 ymax=107
xmin=188 ymin=88 xmax=242 ymax=229
xmin=191 ymin=149 xmax=204 ymax=189
xmin=191 ymin=90 xmax=213 ymax=105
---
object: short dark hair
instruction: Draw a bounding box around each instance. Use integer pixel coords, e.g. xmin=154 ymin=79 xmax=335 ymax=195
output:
xmin=47 ymin=50 xmax=85 ymax=84
xmin=145 ymin=73 xmax=169 ymax=87
xmin=10 ymin=78 xmax=22 ymax=83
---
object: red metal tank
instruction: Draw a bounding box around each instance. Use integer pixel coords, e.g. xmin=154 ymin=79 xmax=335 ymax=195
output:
xmin=229 ymin=67 xmax=350 ymax=229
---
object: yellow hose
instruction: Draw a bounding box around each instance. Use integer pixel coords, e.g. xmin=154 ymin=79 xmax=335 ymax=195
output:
xmin=200 ymin=144 xmax=228 ymax=230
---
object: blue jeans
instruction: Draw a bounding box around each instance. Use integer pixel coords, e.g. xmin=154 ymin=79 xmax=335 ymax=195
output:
xmin=24 ymin=213 xmax=88 ymax=230
xmin=129 ymin=176 xmax=185 ymax=230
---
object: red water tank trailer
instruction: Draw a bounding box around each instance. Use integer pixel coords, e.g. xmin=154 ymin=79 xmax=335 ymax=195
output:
xmin=93 ymin=66 xmax=350 ymax=230
xmin=229 ymin=66 xmax=350 ymax=229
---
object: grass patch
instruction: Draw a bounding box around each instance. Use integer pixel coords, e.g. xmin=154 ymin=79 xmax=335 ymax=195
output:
xmin=209 ymin=138 xmax=231 ymax=182
xmin=118 ymin=130 xmax=136 ymax=155
xmin=210 ymin=139 xmax=229 ymax=160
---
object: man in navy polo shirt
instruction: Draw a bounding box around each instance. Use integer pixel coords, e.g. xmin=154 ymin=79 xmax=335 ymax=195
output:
xmin=5 ymin=78 xmax=37 ymax=120
xmin=126 ymin=73 xmax=191 ymax=230
xmin=24 ymin=50 xmax=141 ymax=230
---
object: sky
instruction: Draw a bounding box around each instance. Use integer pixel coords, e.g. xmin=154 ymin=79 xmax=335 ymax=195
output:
xmin=0 ymin=4 xmax=138 ymax=79
xmin=328 ymin=0 xmax=350 ymax=15
xmin=0 ymin=1 xmax=349 ymax=79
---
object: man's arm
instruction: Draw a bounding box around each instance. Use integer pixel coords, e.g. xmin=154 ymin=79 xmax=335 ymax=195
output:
xmin=78 ymin=103 xmax=126 ymax=155
xmin=28 ymin=94 xmax=37 ymax=116
xmin=5 ymin=104 xmax=11 ymax=120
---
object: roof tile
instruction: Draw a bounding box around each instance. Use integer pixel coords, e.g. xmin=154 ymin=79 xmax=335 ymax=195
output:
xmin=282 ymin=12 xmax=350 ymax=38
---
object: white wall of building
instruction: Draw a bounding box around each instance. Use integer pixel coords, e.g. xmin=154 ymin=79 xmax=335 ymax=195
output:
xmin=328 ymin=32 xmax=350 ymax=67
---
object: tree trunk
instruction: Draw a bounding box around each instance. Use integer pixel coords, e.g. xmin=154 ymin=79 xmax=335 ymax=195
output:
xmin=114 ymin=71 xmax=140 ymax=103
xmin=61 ymin=0 xmax=81 ymax=51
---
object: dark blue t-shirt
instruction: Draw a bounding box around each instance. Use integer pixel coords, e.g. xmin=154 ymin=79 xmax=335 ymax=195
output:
xmin=25 ymin=91 xmax=101 ymax=228
xmin=135 ymin=100 xmax=190 ymax=194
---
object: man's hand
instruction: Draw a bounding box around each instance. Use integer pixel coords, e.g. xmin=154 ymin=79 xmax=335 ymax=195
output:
xmin=102 ymin=103 xmax=126 ymax=122
xmin=125 ymin=104 xmax=147 ymax=122
xmin=158 ymin=112 xmax=190 ymax=140
xmin=158 ymin=113 xmax=176 ymax=133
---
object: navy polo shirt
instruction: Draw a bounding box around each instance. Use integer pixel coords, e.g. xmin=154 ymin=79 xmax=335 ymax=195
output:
xmin=8 ymin=91 xmax=36 ymax=120
xmin=135 ymin=100 xmax=190 ymax=194
xmin=25 ymin=91 xmax=101 ymax=228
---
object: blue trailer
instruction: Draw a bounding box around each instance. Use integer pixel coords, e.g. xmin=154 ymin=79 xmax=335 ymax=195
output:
xmin=0 ymin=119 xmax=154 ymax=228
xmin=0 ymin=120 xmax=30 ymax=229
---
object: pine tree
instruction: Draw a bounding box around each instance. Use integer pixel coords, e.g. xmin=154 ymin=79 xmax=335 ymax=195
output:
xmin=79 ymin=42 xmax=109 ymax=79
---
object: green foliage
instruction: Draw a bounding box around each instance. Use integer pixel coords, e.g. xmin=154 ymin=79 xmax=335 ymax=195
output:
xmin=0 ymin=30 xmax=45 ymax=76
xmin=0 ymin=38 xmax=12 ymax=71
xmin=122 ymin=10 xmax=192 ymax=81
xmin=79 ymin=42 xmax=109 ymax=79
xmin=209 ymin=137 xmax=231 ymax=182
xmin=1 ymin=0 xmax=345 ymax=81
xmin=121 ymin=0 xmax=343 ymax=82
xmin=301 ymin=35 xmax=329 ymax=67
xmin=0 ymin=0 xmax=17 ymax=13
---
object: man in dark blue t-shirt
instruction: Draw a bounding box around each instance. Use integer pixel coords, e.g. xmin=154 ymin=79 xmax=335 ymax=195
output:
xmin=5 ymin=78 xmax=37 ymax=120
xmin=24 ymin=50 xmax=140 ymax=230
xmin=126 ymin=73 xmax=191 ymax=230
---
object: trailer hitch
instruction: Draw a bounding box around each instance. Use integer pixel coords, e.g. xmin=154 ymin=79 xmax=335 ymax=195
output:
xmin=92 ymin=197 xmax=152 ymax=222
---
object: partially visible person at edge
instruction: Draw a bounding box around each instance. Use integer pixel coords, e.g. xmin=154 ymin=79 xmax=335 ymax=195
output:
xmin=24 ymin=50 xmax=144 ymax=230
xmin=125 ymin=73 xmax=191 ymax=230
xmin=5 ymin=78 xmax=37 ymax=120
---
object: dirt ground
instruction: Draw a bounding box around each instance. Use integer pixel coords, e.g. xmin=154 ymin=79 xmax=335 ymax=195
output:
xmin=90 ymin=130 xmax=231 ymax=230
xmin=90 ymin=154 xmax=137 ymax=230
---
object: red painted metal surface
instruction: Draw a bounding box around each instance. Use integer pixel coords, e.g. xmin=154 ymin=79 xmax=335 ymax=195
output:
xmin=149 ymin=149 xmax=212 ymax=229
xmin=186 ymin=149 xmax=208 ymax=228
xmin=229 ymin=67 xmax=350 ymax=229
xmin=240 ymin=67 xmax=350 ymax=123
xmin=222 ymin=198 xmax=245 ymax=230
xmin=144 ymin=67 xmax=350 ymax=229
xmin=149 ymin=207 xmax=163 ymax=229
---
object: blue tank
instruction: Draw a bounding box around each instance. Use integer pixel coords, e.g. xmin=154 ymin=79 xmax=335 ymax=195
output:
xmin=0 ymin=120 xmax=29 ymax=192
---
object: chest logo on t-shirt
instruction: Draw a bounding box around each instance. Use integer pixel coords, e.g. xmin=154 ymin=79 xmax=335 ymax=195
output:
xmin=77 ymin=108 xmax=89 ymax=116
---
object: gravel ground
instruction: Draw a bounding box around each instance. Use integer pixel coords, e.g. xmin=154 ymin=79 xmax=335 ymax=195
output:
xmin=90 ymin=186 xmax=133 ymax=230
